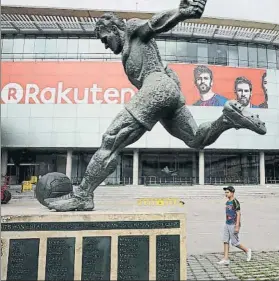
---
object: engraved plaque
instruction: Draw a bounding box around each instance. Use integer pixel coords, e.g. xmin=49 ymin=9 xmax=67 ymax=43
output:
xmin=7 ymin=238 xmax=40 ymax=281
xmin=156 ymin=235 xmax=180 ymax=281
xmin=45 ymin=237 xmax=75 ymax=281
xmin=82 ymin=237 xmax=111 ymax=281
xmin=118 ymin=236 xmax=149 ymax=281
xmin=1 ymin=220 xmax=180 ymax=232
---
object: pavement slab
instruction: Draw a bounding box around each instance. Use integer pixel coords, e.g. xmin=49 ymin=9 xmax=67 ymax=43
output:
xmin=187 ymin=251 xmax=279 ymax=280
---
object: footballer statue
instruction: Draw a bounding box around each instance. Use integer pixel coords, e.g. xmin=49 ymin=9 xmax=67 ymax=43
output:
xmin=37 ymin=0 xmax=266 ymax=211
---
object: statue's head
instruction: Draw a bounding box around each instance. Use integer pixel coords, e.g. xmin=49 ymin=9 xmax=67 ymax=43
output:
xmin=95 ymin=13 xmax=126 ymax=55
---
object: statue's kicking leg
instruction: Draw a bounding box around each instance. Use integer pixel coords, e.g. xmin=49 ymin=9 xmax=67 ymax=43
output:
xmin=45 ymin=109 xmax=146 ymax=211
xmin=160 ymin=100 xmax=266 ymax=149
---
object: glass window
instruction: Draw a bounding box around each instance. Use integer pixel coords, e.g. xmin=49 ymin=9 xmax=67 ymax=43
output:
xmin=165 ymin=40 xmax=177 ymax=61
xmin=89 ymin=39 xmax=108 ymax=60
xmin=176 ymin=41 xmax=187 ymax=62
xmin=1 ymin=38 xmax=14 ymax=60
xmin=216 ymin=44 xmax=228 ymax=65
xmin=45 ymin=38 xmax=58 ymax=60
xmin=34 ymin=38 xmax=46 ymax=61
xmin=228 ymin=44 xmax=239 ymax=67
xmin=209 ymin=43 xmax=228 ymax=65
xmin=257 ymin=45 xmax=267 ymax=68
xmin=265 ymin=153 xmax=279 ymax=183
xmin=238 ymin=44 xmax=248 ymax=67
xmin=90 ymin=38 xmax=108 ymax=53
xmin=267 ymin=47 xmax=277 ymax=69
xmin=208 ymin=42 xmax=217 ymax=64
xmin=34 ymin=38 xmax=46 ymax=53
xmin=23 ymin=37 xmax=35 ymax=53
xmin=205 ymin=152 xmax=259 ymax=185
xmin=67 ymin=38 xmax=79 ymax=59
xmin=23 ymin=37 xmax=36 ymax=60
xmin=197 ymin=42 xmax=208 ymax=64
xmin=2 ymin=38 xmax=14 ymax=53
xmin=277 ymin=49 xmax=279 ymax=69
xmin=57 ymin=38 xmax=68 ymax=60
xmin=78 ymin=38 xmax=90 ymax=60
xmin=186 ymin=42 xmax=197 ymax=63
xmin=12 ymin=37 xmax=25 ymax=60
xmin=248 ymin=44 xmax=257 ymax=67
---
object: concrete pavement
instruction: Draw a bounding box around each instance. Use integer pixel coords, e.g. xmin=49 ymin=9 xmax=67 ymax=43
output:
xmin=2 ymin=185 xmax=279 ymax=280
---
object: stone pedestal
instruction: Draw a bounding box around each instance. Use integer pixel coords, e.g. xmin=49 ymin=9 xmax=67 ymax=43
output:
xmin=1 ymin=211 xmax=186 ymax=281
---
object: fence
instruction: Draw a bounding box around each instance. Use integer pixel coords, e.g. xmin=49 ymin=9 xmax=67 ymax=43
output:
xmin=204 ymin=176 xmax=260 ymax=185
xmin=26 ymin=175 xmax=279 ymax=187
xmin=71 ymin=176 xmax=279 ymax=186
xmin=140 ymin=176 xmax=195 ymax=186
xmin=265 ymin=177 xmax=279 ymax=184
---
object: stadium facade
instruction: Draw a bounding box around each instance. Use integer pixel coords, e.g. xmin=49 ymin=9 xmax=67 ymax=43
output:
xmin=1 ymin=4 xmax=279 ymax=186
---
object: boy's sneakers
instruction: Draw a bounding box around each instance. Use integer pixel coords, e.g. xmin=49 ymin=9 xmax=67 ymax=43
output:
xmin=217 ymin=259 xmax=230 ymax=265
xmin=247 ymin=249 xmax=252 ymax=261
xmin=218 ymin=249 xmax=251 ymax=265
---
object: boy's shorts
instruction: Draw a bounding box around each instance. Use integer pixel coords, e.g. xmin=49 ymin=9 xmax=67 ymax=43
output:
xmin=223 ymin=224 xmax=240 ymax=246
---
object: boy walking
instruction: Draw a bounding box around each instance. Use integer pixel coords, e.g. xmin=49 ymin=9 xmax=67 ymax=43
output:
xmin=218 ymin=186 xmax=252 ymax=265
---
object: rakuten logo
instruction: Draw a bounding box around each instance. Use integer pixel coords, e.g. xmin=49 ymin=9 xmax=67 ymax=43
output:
xmin=1 ymin=82 xmax=135 ymax=104
xmin=1 ymin=83 xmax=24 ymax=104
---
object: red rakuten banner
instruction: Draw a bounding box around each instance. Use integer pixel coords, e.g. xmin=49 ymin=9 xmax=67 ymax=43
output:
xmin=1 ymin=62 xmax=267 ymax=108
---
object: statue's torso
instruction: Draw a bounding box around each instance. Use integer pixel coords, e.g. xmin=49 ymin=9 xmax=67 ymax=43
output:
xmin=122 ymin=36 xmax=165 ymax=89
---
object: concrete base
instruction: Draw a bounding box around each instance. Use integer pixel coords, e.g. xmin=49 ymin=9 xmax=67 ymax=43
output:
xmin=1 ymin=211 xmax=186 ymax=281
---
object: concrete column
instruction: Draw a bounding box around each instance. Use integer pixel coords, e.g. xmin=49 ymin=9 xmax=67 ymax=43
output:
xmin=192 ymin=154 xmax=197 ymax=184
xmin=199 ymin=150 xmax=205 ymax=185
xmin=1 ymin=149 xmax=8 ymax=177
xmin=260 ymin=151 xmax=265 ymax=185
xmin=66 ymin=150 xmax=73 ymax=179
xmin=133 ymin=149 xmax=139 ymax=186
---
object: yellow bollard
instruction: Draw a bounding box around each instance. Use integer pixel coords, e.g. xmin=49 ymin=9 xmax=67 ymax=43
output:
xmin=21 ymin=181 xmax=32 ymax=192
xmin=30 ymin=176 xmax=37 ymax=184
xmin=137 ymin=197 xmax=184 ymax=206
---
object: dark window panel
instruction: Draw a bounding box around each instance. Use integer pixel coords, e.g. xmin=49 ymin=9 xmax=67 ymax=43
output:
xmin=257 ymin=45 xmax=267 ymax=68
xmin=267 ymin=48 xmax=277 ymax=69
xmin=238 ymin=44 xmax=248 ymax=67
xmin=248 ymin=44 xmax=258 ymax=68
xmin=229 ymin=44 xmax=239 ymax=67
xmin=197 ymin=42 xmax=208 ymax=64
xmin=176 ymin=40 xmax=188 ymax=62
xmin=186 ymin=42 xmax=197 ymax=63
xmin=12 ymin=37 xmax=24 ymax=60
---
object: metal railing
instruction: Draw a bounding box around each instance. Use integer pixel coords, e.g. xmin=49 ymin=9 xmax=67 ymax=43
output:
xmin=265 ymin=177 xmax=279 ymax=184
xmin=71 ymin=176 xmax=133 ymax=186
xmin=71 ymin=176 xmax=279 ymax=186
xmin=205 ymin=176 xmax=259 ymax=185
xmin=140 ymin=176 xmax=195 ymax=186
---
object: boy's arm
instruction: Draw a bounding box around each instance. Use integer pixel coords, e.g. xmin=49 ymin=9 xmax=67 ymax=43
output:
xmin=234 ymin=199 xmax=241 ymax=232
xmin=235 ymin=211 xmax=241 ymax=231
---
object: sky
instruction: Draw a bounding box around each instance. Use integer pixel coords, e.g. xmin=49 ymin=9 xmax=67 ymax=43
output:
xmin=2 ymin=0 xmax=279 ymax=24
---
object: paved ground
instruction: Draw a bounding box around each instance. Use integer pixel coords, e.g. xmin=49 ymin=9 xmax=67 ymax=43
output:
xmin=188 ymin=251 xmax=279 ymax=280
xmin=2 ymin=185 xmax=279 ymax=280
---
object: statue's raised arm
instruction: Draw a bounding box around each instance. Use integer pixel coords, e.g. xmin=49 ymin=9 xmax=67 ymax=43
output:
xmin=137 ymin=0 xmax=207 ymax=41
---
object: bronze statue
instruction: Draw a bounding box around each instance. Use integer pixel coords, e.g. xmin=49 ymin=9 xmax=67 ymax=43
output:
xmin=42 ymin=0 xmax=266 ymax=211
